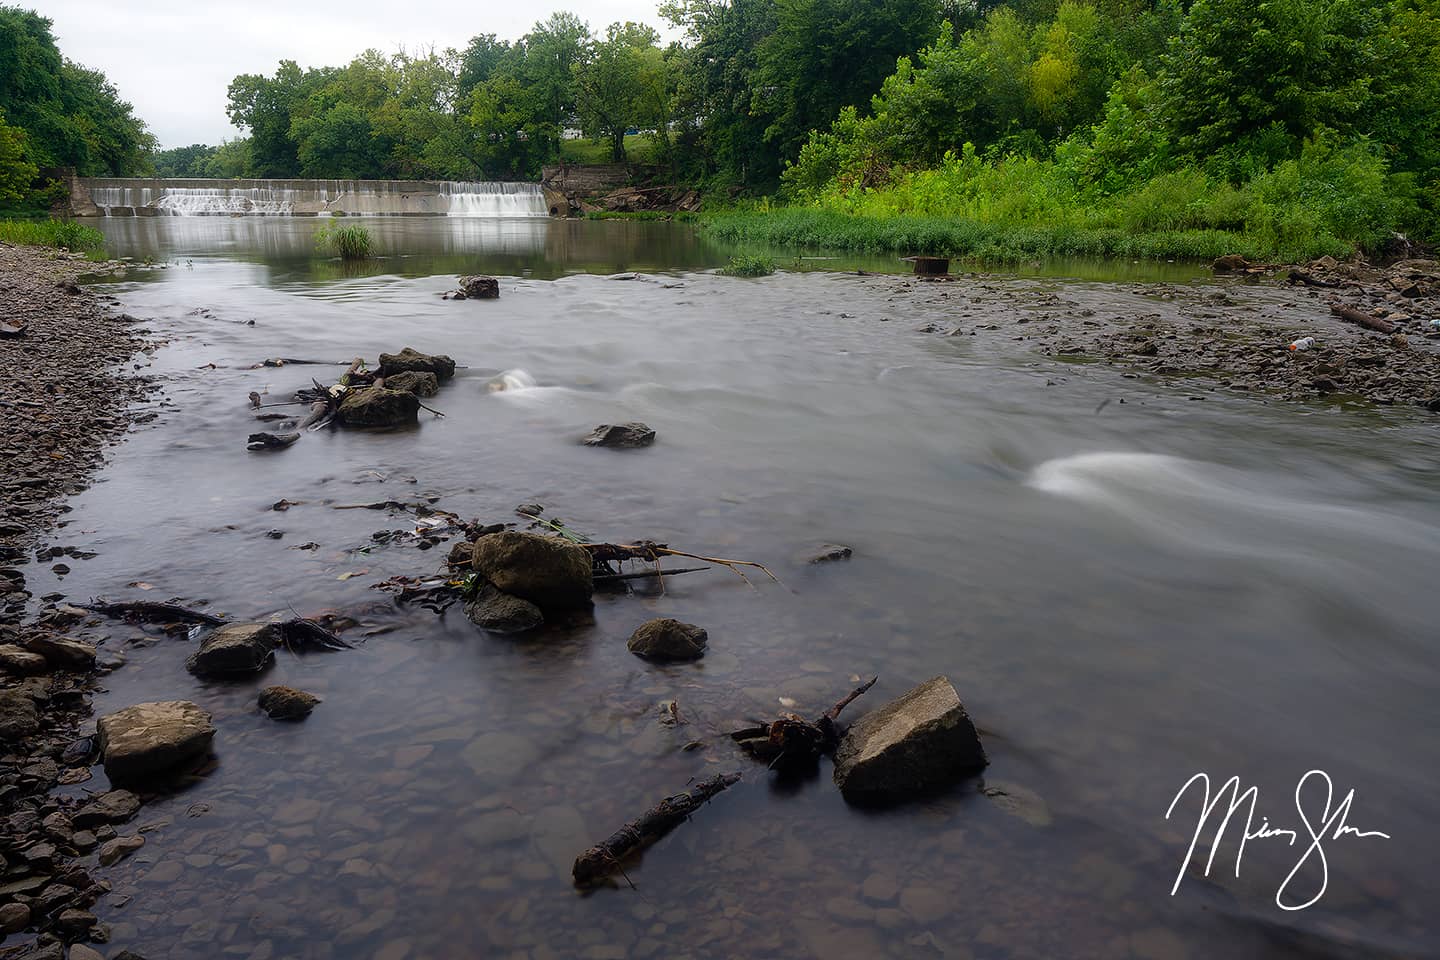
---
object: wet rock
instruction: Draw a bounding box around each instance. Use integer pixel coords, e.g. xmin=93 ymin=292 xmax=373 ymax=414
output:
xmin=627 ymin=618 xmax=708 ymax=662
xmin=463 ymin=583 xmax=544 ymax=634
xmin=0 ymin=643 xmax=49 ymax=674
xmin=832 ymin=676 xmax=987 ymax=803
xmin=73 ymin=790 xmax=140 ymax=828
xmin=23 ymin=635 xmax=97 ymax=671
xmin=0 ymin=688 xmax=39 ymax=740
xmin=70 ymin=830 xmax=96 ymax=851
xmin=70 ymin=946 xmax=105 ymax=960
xmin=187 ymin=622 xmax=277 ymax=677
xmin=582 ymin=422 xmax=656 ymax=448
xmin=0 ymin=901 xmax=29 ymax=932
xmin=380 ymin=370 xmax=439 ymax=397
xmin=336 ymin=386 xmax=419 ymax=428
xmin=806 ymin=544 xmax=853 ymax=564
xmin=246 ymin=432 xmax=299 ymax=451
xmin=97 ymin=701 xmax=215 ymax=783
xmin=257 ymin=686 xmax=320 ymax=721
xmin=983 ymin=781 xmax=1052 ymax=827
xmin=97 ymin=834 xmax=144 ymax=866
xmin=470 ymin=532 xmax=593 ymax=611
xmin=458 ymin=275 xmax=500 ymax=299
xmin=54 ymin=909 xmax=96 ymax=937
xmin=1212 ymin=254 xmax=1252 ymax=273
xmin=377 ymin=347 xmax=456 ymax=382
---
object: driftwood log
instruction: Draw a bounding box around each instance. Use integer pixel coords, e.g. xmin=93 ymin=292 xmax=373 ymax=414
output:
xmin=572 ymin=772 xmax=742 ymax=886
xmin=1330 ymin=303 xmax=1396 ymax=334
xmin=79 ymin=600 xmax=226 ymax=625
xmin=731 ymin=676 xmax=878 ymax=768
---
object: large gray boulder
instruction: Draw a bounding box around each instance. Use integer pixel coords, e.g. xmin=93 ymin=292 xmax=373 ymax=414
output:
xmin=337 ymin=386 xmax=420 ymax=427
xmin=627 ymin=618 xmax=708 ymax=661
xmin=464 ymin=582 xmax=544 ymax=634
xmin=187 ymin=622 xmax=277 ymax=677
xmin=832 ymin=677 xmax=986 ymax=804
xmin=470 ymin=532 xmax=593 ymax=611
xmin=97 ymin=700 xmax=216 ymax=783
xmin=377 ymin=347 xmax=456 ymax=381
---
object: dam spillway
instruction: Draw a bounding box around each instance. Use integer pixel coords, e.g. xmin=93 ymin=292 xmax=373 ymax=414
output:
xmin=72 ymin=178 xmax=550 ymax=217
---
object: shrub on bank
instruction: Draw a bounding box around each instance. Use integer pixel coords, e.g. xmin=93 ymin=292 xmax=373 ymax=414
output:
xmin=0 ymin=218 xmax=105 ymax=252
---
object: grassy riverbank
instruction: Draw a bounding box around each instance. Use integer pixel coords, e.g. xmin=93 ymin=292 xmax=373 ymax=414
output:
xmin=0 ymin=218 xmax=105 ymax=253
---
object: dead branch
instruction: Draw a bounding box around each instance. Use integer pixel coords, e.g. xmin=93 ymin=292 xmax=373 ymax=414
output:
xmin=572 ymin=772 xmax=742 ymax=886
xmin=278 ymin=618 xmax=353 ymax=651
xmin=579 ymin=542 xmax=779 ymax=586
xmin=593 ymin=567 xmax=710 ymax=583
xmin=79 ymin=600 xmax=226 ymax=626
xmin=732 ymin=677 xmax=879 ymax=767
xmin=1330 ymin=303 xmax=1396 ymax=334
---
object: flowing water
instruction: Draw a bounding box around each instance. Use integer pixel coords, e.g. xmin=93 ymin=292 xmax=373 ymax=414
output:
xmin=41 ymin=217 xmax=1440 ymax=959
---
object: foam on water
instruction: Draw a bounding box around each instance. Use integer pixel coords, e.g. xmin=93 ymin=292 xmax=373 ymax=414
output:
xmin=485 ymin=369 xmax=538 ymax=393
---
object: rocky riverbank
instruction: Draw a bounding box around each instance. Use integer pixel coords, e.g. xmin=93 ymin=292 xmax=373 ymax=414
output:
xmin=902 ymin=255 xmax=1440 ymax=412
xmin=0 ymin=242 xmax=160 ymax=956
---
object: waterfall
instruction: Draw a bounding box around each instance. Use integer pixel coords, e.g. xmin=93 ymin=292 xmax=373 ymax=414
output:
xmin=80 ymin=179 xmax=548 ymax=217
xmin=442 ymin=182 xmax=548 ymax=217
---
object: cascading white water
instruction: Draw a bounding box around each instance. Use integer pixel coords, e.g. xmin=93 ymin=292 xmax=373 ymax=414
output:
xmin=441 ymin=182 xmax=548 ymax=217
xmin=81 ymin=179 xmax=548 ymax=217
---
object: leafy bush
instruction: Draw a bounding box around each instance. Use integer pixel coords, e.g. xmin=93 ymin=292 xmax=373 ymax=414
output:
xmin=314 ymin=223 xmax=374 ymax=260
xmin=0 ymin=218 xmax=105 ymax=252
xmin=719 ymin=254 xmax=776 ymax=277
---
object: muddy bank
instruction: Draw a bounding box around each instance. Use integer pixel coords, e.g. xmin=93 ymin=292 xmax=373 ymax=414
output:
xmin=896 ymin=256 xmax=1440 ymax=413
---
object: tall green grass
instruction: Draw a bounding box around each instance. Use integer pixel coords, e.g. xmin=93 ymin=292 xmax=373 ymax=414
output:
xmin=314 ymin=223 xmax=374 ymax=260
xmin=0 ymin=218 xmax=105 ymax=252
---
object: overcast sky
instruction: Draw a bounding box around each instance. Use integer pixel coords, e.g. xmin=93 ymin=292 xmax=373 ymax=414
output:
xmin=40 ymin=1 xmax=674 ymax=148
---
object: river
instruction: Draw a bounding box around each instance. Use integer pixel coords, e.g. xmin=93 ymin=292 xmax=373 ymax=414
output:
xmin=38 ymin=216 xmax=1440 ymax=959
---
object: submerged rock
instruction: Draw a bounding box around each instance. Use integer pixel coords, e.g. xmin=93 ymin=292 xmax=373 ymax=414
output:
xmin=258 ymin=686 xmax=320 ymax=721
xmin=464 ymin=583 xmax=544 ymax=634
xmin=582 ymin=422 xmax=656 ymax=448
xmin=381 ymin=370 xmax=439 ymax=397
xmin=806 ymin=543 xmax=853 ymax=564
xmin=470 ymin=532 xmax=593 ymax=611
xmin=72 ymin=789 xmax=140 ymax=828
xmin=627 ymin=618 xmax=708 ymax=661
xmin=97 ymin=701 xmax=215 ymax=783
xmin=458 ymin=275 xmax=500 ymax=299
xmin=337 ymin=386 xmax=420 ymax=428
xmin=832 ymin=676 xmax=986 ymax=803
xmin=377 ymin=347 xmax=457 ymax=381
xmin=187 ymin=622 xmax=277 ymax=678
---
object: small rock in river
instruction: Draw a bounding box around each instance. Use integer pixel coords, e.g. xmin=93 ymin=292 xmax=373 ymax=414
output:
xmin=464 ymin=583 xmax=544 ymax=634
xmin=377 ymin=347 xmax=456 ymax=381
xmin=0 ymin=902 xmax=30 ymax=933
xmin=470 ymin=532 xmax=593 ymax=611
xmin=186 ymin=622 xmax=277 ymax=678
xmin=0 ymin=643 xmax=49 ymax=675
xmin=381 ymin=370 xmax=439 ymax=397
xmin=336 ymin=386 xmax=419 ymax=428
xmin=582 ymin=422 xmax=656 ymax=448
xmin=627 ymin=618 xmax=708 ymax=662
xmin=832 ymin=676 xmax=987 ymax=804
xmin=457 ymin=275 xmax=500 ymax=299
xmin=23 ymin=635 xmax=97 ymax=671
xmin=73 ymin=789 xmax=140 ymax=828
xmin=257 ymin=686 xmax=320 ymax=721
xmin=805 ymin=543 xmax=853 ymax=564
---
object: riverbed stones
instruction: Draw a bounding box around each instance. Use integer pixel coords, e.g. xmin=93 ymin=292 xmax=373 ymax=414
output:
xmin=96 ymin=701 xmax=215 ymax=783
xmin=0 ymin=688 xmax=39 ymax=740
xmin=0 ymin=902 xmax=30 ymax=933
xmin=377 ymin=347 xmax=456 ymax=381
xmin=626 ymin=619 xmax=708 ymax=661
xmin=832 ymin=676 xmax=986 ymax=803
xmin=336 ymin=386 xmax=420 ymax=428
xmin=0 ymin=643 xmax=49 ymax=674
xmin=186 ymin=622 xmax=276 ymax=677
xmin=72 ymin=790 xmax=139 ymax=828
xmin=23 ymin=635 xmax=97 ymax=671
xmin=582 ymin=422 xmax=656 ymax=448
xmin=463 ymin=583 xmax=544 ymax=634
xmin=257 ymin=686 xmax=321 ymax=721
xmin=458 ymin=275 xmax=500 ymax=299
xmin=806 ymin=543 xmax=853 ymax=564
xmin=380 ymin=370 xmax=439 ymax=397
xmin=470 ymin=532 xmax=593 ymax=611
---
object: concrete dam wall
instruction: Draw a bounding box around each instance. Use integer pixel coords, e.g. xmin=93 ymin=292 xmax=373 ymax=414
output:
xmin=71 ymin=178 xmax=552 ymax=217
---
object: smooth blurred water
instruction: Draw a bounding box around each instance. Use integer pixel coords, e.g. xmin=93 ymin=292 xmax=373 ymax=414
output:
xmin=44 ymin=218 xmax=1440 ymax=959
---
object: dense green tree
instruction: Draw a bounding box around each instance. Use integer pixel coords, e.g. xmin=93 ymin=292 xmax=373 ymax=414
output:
xmin=152 ymin=144 xmax=218 ymax=178
xmin=456 ymin=34 xmax=512 ymax=99
xmin=573 ymin=23 xmax=669 ymax=161
xmin=0 ymin=109 xmax=37 ymax=202
xmin=0 ymin=5 xmax=154 ymax=176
